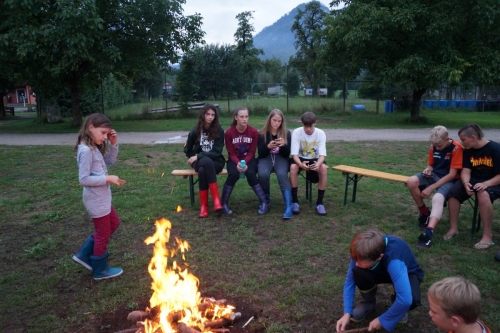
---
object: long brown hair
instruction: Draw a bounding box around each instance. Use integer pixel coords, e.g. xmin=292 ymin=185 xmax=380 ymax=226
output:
xmin=259 ymin=108 xmax=288 ymax=145
xmin=74 ymin=113 xmax=112 ymax=156
xmin=194 ymin=104 xmax=221 ymax=142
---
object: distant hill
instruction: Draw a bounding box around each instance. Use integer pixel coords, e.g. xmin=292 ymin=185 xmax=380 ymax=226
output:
xmin=253 ymin=2 xmax=329 ymax=64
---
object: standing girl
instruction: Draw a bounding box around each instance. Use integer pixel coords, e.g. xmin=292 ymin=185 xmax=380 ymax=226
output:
xmin=72 ymin=113 xmax=123 ymax=280
xmin=222 ymin=107 xmax=268 ymax=215
xmin=184 ymin=104 xmax=225 ymax=218
xmin=258 ymin=109 xmax=293 ymax=219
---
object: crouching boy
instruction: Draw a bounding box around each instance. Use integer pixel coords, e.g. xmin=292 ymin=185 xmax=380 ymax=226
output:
xmin=336 ymin=230 xmax=424 ymax=332
xmin=428 ymin=277 xmax=491 ymax=333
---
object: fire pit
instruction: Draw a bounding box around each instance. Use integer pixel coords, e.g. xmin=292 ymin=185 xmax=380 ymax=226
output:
xmin=118 ymin=218 xmax=241 ymax=333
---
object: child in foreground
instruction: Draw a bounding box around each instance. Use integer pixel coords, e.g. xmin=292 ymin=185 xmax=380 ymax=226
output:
xmin=72 ymin=113 xmax=124 ymax=281
xmin=428 ymin=277 xmax=491 ymax=333
xmin=336 ymin=230 xmax=424 ymax=332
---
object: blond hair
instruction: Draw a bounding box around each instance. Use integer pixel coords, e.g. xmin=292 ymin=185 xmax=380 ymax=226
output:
xmin=429 ymin=125 xmax=449 ymax=144
xmin=428 ymin=277 xmax=481 ymax=324
xmin=259 ymin=109 xmax=288 ymax=145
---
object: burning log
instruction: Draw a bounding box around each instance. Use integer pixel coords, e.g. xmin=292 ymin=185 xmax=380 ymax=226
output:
xmin=113 ymin=328 xmax=142 ymax=333
xmin=127 ymin=310 xmax=150 ymax=323
xmin=176 ymin=323 xmax=200 ymax=333
xmin=204 ymin=312 xmax=241 ymax=329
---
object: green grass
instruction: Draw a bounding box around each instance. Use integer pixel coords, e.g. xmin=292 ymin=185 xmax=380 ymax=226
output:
xmin=1 ymin=97 xmax=500 ymax=134
xmin=1 ymin=142 xmax=499 ymax=333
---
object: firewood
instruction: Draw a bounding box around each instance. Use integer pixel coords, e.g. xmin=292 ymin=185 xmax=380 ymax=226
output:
xmin=341 ymin=327 xmax=369 ymax=333
xmin=208 ymin=329 xmax=230 ymax=333
xmin=127 ymin=310 xmax=150 ymax=323
xmin=167 ymin=309 xmax=186 ymax=323
xmin=177 ymin=322 xmax=201 ymax=333
xmin=204 ymin=318 xmax=229 ymax=329
xmin=113 ymin=328 xmax=141 ymax=333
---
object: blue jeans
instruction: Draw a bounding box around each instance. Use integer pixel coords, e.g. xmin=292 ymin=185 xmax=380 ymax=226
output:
xmin=258 ymin=154 xmax=291 ymax=190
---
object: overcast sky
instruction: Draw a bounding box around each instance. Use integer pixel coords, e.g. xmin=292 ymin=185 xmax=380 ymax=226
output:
xmin=183 ymin=0 xmax=333 ymax=45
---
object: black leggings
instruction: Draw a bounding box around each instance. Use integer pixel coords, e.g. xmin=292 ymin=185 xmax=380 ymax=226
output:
xmin=352 ymin=266 xmax=422 ymax=311
xmin=193 ymin=157 xmax=224 ymax=190
xmin=224 ymin=159 xmax=259 ymax=187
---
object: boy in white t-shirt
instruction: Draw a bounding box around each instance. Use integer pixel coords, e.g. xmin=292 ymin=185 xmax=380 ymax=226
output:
xmin=290 ymin=112 xmax=328 ymax=215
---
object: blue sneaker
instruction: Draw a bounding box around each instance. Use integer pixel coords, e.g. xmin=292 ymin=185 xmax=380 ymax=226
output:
xmin=316 ymin=204 xmax=327 ymax=216
xmin=293 ymin=203 xmax=300 ymax=214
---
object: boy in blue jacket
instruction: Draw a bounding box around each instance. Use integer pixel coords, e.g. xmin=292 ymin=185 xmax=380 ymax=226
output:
xmin=336 ymin=230 xmax=424 ymax=332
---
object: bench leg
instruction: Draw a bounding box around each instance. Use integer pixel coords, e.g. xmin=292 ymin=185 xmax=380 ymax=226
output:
xmin=352 ymin=174 xmax=359 ymax=203
xmin=305 ymin=178 xmax=312 ymax=204
xmin=343 ymin=173 xmax=350 ymax=206
xmin=342 ymin=173 xmax=362 ymax=206
xmin=189 ymin=175 xmax=195 ymax=206
xmin=471 ymin=195 xmax=481 ymax=234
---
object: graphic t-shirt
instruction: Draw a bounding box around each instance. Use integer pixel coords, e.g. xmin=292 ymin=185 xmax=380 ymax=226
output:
xmin=463 ymin=141 xmax=500 ymax=182
xmin=290 ymin=127 xmax=327 ymax=159
xmin=224 ymin=125 xmax=258 ymax=165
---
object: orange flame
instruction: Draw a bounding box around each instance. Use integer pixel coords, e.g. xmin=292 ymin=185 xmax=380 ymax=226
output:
xmin=175 ymin=205 xmax=183 ymax=212
xmin=143 ymin=218 xmax=232 ymax=333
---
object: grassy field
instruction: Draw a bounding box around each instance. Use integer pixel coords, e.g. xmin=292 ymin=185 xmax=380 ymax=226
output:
xmin=1 ymin=142 xmax=499 ymax=333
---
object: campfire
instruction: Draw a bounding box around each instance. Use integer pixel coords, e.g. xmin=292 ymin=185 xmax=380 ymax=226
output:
xmin=119 ymin=218 xmax=241 ymax=333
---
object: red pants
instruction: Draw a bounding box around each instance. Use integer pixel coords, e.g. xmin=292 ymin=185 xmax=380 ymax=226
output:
xmin=92 ymin=206 xmax=120 ymax=256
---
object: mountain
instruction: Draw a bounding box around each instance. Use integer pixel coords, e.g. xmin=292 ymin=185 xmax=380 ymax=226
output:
xmin=253 ymin=2 xmax=329 ymax=64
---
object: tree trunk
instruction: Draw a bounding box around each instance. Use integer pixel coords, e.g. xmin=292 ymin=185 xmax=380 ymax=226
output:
xmin=70 ymin=77 xmax=82 ymax=127
xmin=0 ymin=96 xmax=5 ymax=117
xmin=410 ymin=88 xmax=427 ymax=122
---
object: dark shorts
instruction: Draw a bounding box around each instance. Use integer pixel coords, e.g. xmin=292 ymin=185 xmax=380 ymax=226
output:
xmin=447 ymin=178 xmax=500 ymax=203
xmin=291 ymin=157 xmax=327 ymax=184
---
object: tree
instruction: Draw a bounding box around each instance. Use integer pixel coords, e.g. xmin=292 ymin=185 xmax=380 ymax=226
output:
xmin=290 ymin=1 xmax=327 ymax=94
xmin=233 ymin=11 xmax=263 ymax=97
xmin=325 ymin=0 xmax=500 ymax=121
xmin=283 ymin=66 xmax=301 ymax=97
xmin=1 ymin=0 xmax=204 ymax=126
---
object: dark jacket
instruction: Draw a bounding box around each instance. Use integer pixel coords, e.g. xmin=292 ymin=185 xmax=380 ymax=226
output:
xmin=257 ymin=130 xmax=291 ymax=159
xmin=184 ymin=125 xmax=225 ymax=166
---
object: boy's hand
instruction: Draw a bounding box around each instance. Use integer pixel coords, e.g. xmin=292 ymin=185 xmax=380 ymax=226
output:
xmin=335 ymin=313 xmax=351 ymax=332
xmin=368 ymin=317 xmax=382 ymax=331
xmin=300 ymin=161 xmax=311 ymax=171
xmin=309 ymin=162 xmax=319 ymax=171
xmin=422 ymin=166 xmax=433 ymax=177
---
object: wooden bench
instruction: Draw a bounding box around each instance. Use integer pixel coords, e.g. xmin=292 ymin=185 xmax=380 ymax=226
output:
xmin=172 ymin=169 xmax=228 ymax=205
xmin=4 ymin=106 xmax=14 ymax=116
xmin=332 ymin=164 xmax=481 ymax=234
xmin=332 ymin=165 xmax=408 ymax=206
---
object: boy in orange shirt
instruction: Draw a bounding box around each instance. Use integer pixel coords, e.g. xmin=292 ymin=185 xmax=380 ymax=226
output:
xmin=406 ymin=125 xmax=463 ymax=248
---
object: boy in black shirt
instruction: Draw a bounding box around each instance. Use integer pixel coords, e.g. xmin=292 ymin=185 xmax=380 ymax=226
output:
xmin=447 ymin=124 xmax=500 ymax=255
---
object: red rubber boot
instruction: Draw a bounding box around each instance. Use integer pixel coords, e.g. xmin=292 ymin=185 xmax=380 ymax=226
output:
xmin=199 ymin=190 xmax=209 ymax=218
xmin=208 ymin=183 xmax=223 ymax=212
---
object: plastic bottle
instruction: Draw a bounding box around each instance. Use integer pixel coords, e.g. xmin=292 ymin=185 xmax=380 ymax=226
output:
xmin=239 ymin=160 xmax=246 ymax=179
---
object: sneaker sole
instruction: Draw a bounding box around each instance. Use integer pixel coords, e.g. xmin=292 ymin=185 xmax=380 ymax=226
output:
xmin=93 ymin=270 xmax=123 ymax=281
xmin=72 ymin=255 xmax=92 ymax=271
